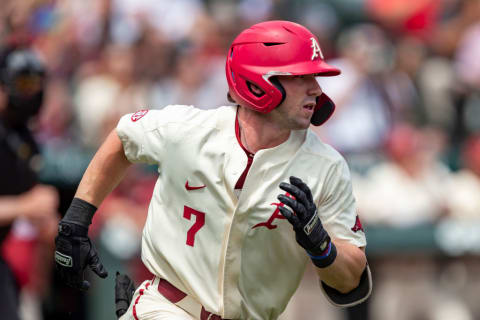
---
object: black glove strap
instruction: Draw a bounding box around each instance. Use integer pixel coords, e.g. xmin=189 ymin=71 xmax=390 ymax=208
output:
xmin=62 ymin=197 xmax=97 ymax=228
xmin=58 ymin=221 xmax=89 ymax=237
xmin=308 ymin=241 xmax=337 ymax=268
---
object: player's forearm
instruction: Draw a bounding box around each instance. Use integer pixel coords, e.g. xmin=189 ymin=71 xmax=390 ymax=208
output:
xmin=315 ymin=239 xmax=367 ymax=294
xmin=75 ymin=129 xmax=132 ymax=207
xmin=54 ymin=131 xmax=123 ymax=291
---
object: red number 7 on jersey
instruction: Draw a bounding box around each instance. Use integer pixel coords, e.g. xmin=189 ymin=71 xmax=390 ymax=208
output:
xmin=183 ymin=206 xmax=205 ymax=246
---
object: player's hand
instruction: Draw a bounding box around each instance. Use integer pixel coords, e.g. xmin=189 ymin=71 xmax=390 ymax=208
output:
xmin=115 ymin=272 xmax=136 ymax=318
xmin=54 ymin=221 xmax=108 ymax=290
xmin=278 ymin=176 xmax=336 ymax=268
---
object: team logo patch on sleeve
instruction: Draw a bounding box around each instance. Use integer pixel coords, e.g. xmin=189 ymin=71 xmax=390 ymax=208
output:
xmin=351 ymin=215 xmax=364 ymax=233
xmin=131 ymin=109 xmax=149 ymax=122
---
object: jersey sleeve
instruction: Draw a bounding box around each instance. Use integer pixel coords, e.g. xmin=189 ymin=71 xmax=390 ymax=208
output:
xmin=116 ymin=109 xmax=163 ymax=165
xmin=116 ymin=105 xmax=200 ymax=165
xmin=318 ymin=159 xmax=366 ymax=248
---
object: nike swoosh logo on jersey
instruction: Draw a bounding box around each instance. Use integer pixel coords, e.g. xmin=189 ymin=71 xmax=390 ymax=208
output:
xmin=185 ymin=181 xmax=206 ymax=191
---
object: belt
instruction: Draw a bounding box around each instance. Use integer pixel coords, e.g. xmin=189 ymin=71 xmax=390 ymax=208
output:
xmin=151 ymin=276 xmax=227 ymax=320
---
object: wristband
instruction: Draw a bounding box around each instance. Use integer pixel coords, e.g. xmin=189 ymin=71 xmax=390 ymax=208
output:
xmin=62 ymin=197 xmax=97 ymax=228
xmin=308 ymin=242 xmax=337 ymax=268
xmin=58 ymin=221 xmax=89 ymax=237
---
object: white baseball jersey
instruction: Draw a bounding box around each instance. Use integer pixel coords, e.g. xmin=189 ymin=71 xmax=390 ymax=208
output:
xmin=116 ymin=105 xmax=366 ymax=319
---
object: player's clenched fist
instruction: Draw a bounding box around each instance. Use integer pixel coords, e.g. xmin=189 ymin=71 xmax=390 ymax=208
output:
xmin=54 ymin=198 xmax=108 ymax=291
xmin=277 ymin=176 xmax=337 ymax=268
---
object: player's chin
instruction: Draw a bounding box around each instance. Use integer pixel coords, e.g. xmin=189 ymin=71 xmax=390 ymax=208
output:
xmin=290 ymin=118 xmax=311 ymax=130
xmin=295 ymin=113 xmax=313 ymax=129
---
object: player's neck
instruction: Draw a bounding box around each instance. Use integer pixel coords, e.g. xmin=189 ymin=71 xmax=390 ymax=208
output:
xmin=237 ymin=106 xmax=290 ymax=154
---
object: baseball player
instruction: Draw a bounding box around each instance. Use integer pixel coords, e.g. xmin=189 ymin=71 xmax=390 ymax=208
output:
xmin=54 ymin=20 xmax=371 ymax=319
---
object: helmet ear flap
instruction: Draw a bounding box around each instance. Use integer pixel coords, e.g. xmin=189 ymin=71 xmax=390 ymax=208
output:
xmin=311 ymin=93 xmax=335 ymax=126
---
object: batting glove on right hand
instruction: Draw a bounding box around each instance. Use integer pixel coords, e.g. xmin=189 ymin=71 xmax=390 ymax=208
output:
xmin=277 ymin=176 xmax=337 ymax=268
xmin=55 ymin=222 xmax=108 ymax=290
xmin=54 ymin=198 xmax=108 ymax=291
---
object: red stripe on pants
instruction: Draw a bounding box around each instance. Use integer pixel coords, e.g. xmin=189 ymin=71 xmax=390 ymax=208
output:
xmin=133 ymin=282 xmax=151 ymax=320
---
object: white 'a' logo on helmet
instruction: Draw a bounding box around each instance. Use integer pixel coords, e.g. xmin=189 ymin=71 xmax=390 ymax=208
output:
xmin=310 ymin=37 xmax=324 ymax=60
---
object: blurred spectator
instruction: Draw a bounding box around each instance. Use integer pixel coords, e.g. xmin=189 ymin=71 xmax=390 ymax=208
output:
xmin=314 ymin=24 xmax=394 ymax=170
xmin=131 ymin=21 xmax=173 ymax=84
xmin=416 ymin=56 xmax=457 ymax=132
xmin=149 ymin=14 xmax=230 ymax=109
xmin=352 ymin=123 xmax=475 ymax=320
xmin=354 ymin=123 xmax=450 ymax=226
xmin=453 ymin=21 xmax=480 ymax=135
xmin=430 ymin=0 xmax=480 ymax=58
xmin=453 ymin=22 xmax=480 ymax=91
xmin=72 ymin=43 xmax=148 ymax=149
xmin=383 ymin=35 xmax=427 ymax=125
xmin=366 ymin=0 xmax=441 ymax=40
xmin=0 ymin=45 xmax=59 ymax=320
xmin=149 ymin=43 xmax=228 ymax=109
xmin=109 ymin=0 xmax=206 ymax=45
xmin=446 ymin=134 xmax=480 ymax=219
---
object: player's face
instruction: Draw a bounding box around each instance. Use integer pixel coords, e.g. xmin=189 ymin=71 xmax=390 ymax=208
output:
xmin=271 ymin=75 xmax=322 ymax=130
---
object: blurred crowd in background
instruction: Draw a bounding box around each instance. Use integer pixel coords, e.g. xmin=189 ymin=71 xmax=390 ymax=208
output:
xmin=1 ymin=0 xmax=480 ymax=319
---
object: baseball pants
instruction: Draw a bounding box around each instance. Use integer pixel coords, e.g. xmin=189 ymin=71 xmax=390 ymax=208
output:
xmin=119 ymin=279 xmax=194 ymax=320
xmin=119 ymin=277 xmax=228 ymax=320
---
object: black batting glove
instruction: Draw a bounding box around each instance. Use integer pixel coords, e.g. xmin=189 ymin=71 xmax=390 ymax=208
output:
xmin=54 ymin=198 xmax=108 ymax=291
xmin=278 ymin=176 xmax=337 ymax=268
xmin=115 ymin=272 xmax=136 ymax=318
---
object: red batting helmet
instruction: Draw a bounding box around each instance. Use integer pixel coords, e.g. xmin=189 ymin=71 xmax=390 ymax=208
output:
xmin=226 ymin=20 xmax=340 ymax=126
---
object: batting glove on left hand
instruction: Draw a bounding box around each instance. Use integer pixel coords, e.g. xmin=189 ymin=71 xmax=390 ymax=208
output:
xmin=277 ymin=176 xmax=337 ymax=268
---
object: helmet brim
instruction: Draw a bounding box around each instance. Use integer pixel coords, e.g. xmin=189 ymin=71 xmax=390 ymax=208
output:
xmin=269 ymin=60 xmax=341 ymax=77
